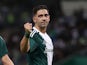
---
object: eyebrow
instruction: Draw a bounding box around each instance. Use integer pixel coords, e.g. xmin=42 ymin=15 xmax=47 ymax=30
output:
xmin=38 ymin=14 xmax=49 ymax=17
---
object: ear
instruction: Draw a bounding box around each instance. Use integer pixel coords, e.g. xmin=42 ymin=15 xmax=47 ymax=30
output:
xmin=49 ymin=15 xmax=50 ymax=21
xmin=33 ymin=16 xmax=37 ymax=23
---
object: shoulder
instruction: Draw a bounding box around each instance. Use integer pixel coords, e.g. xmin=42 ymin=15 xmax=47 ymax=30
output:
xmin=0 ymin=36 xmax=4 ymax=42
xmin=0 ymin=36 xmax=5 ymax=45
xmin=0 ymin=36 xmax=3 ymax=41
xmin=0 ymin=36 xmax=3 ymax=39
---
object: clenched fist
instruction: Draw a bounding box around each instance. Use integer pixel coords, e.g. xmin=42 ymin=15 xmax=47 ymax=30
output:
xmin=24 ymin=22 xmax=32 ymax=33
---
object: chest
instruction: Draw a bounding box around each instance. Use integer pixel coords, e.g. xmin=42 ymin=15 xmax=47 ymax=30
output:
xmin=39 ymin=33 xmax=53 ymax=50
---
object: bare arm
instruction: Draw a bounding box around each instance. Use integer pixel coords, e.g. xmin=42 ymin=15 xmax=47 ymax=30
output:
xmin=20 ymin=35 xmax=30 ymax=53
xmin=1 ymin=54 xmax=14 ymax=65
xmin=20 ymin=23 xmax=32 ymax=53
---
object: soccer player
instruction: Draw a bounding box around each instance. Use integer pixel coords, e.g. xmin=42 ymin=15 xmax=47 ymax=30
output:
xmin=0 ymin=36 xmax=14 ymax=65
xmin=20 ymin=5 xmax=53 ymax=65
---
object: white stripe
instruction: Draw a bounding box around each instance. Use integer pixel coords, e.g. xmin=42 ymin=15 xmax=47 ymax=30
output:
xmin=31 ymin=30 xmax=36 ymax=37
xmin=30 ymin=30 xmax=37 ymax=37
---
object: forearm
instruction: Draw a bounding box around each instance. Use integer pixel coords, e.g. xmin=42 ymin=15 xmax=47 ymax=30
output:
xmin=2 ymin=54 xmax=14 ymax=65
xmin=20 ymin=22 xmax=32 ymax=53
xmin=20 ymin=36 xmax=30 ymax=53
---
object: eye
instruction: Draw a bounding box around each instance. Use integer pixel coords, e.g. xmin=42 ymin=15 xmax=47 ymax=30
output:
xmin=38 ymin=14 xmax=49 ymax=17
xmin=45 ymin=14 xmax=49 ymax=17
xmin=38 ymin=14 xmax=43 ymax=17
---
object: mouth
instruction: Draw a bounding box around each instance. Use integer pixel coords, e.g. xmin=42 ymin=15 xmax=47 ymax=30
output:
xmin=41 ymin=21 xmax=45 ymax=24
xmin=41 ymin=22 xmax=47 ymax=25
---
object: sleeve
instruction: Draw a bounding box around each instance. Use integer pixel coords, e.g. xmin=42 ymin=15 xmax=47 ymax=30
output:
xmin=29 ymin=31 xmax=45 ymax=53
xmin=30 ymin=30 xmax=44 ymax=44
xmin=0 ymin=36 xmax=8 ymax=58
xmin=29 ymin=38 xmax=38 ymax=52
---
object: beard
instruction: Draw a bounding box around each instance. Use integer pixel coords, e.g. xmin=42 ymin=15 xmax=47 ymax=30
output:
xmin=39 ymin=22 xmax=49 ymax=28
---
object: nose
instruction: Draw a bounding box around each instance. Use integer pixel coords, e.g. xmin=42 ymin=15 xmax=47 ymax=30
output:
xmin=42 ymin=16 xmax=46 ymax=21
xmin=43 ymin=19 xmax=46 ymax=21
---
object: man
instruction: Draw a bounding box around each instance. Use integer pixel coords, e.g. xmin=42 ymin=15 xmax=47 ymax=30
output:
xmin=0 ymin=36 xmax=14 ymax=65
xmin=20 ymin=5 xmax=53 ymax=65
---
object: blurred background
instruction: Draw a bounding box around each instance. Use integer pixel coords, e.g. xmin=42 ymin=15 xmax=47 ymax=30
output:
xmin=0 ymin=0 xmax=87 ymax=65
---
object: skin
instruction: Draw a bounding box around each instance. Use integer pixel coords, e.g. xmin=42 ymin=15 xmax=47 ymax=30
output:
xmin=1 ymin=54 xmax=14 ymax=65
xmin=20 ymin=9 xmax=50 ymax=53
xmin=33 ymin=9 xmax=50 ymax=33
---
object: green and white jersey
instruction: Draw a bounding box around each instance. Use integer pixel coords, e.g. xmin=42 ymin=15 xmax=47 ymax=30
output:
xmin=0 ymin=36 xmax=8 ymax=58
xmin=27 ymin=27 xmax=53 ymax=65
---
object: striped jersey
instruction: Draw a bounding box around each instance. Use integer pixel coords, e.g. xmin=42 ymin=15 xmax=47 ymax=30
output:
xmin=27 ymin=27 xmax=53 ymax=65
xmin=0 ymin=36 xmax=8 ymax=58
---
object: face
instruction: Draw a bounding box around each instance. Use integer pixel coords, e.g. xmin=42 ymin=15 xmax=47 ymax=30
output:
xmin=33 ymin=9 xmax=50 ymax=28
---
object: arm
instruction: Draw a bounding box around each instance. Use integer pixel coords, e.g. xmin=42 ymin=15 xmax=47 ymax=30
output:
xmin=20 ymin=23 xmax=32 ymax=53
xmin=0 ymin=36 xmax=14 ymax=65
xmin=20 ymin=35 xmax=30 ymax=53
xmin=1 ymin=54 xmax=14 ymax=65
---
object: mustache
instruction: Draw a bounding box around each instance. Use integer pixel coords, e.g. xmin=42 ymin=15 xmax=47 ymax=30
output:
xmin=43 ymin=19 xmax=46 ymax=21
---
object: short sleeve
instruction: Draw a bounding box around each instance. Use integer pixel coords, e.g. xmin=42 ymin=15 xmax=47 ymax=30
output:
xmin=0 ymin=36 xmax=8 ymax=58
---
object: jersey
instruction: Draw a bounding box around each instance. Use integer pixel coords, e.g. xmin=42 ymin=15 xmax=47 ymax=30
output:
xmin=27 ymin=27 xmax=53 ymax=65
xmin=0 ymin=36 xmax=8 ymax=58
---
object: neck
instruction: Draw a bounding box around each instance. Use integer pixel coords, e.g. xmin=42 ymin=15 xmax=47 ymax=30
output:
xmin=34 ymin=26 xmax=46 ymax=33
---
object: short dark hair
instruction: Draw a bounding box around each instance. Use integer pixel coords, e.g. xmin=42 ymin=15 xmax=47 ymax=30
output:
xmin=32 ymin=5 xmax=49 ymax=16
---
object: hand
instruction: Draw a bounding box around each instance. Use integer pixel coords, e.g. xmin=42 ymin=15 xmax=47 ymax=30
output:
xmin=24 ymin=22 xmax=32 ymax=33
